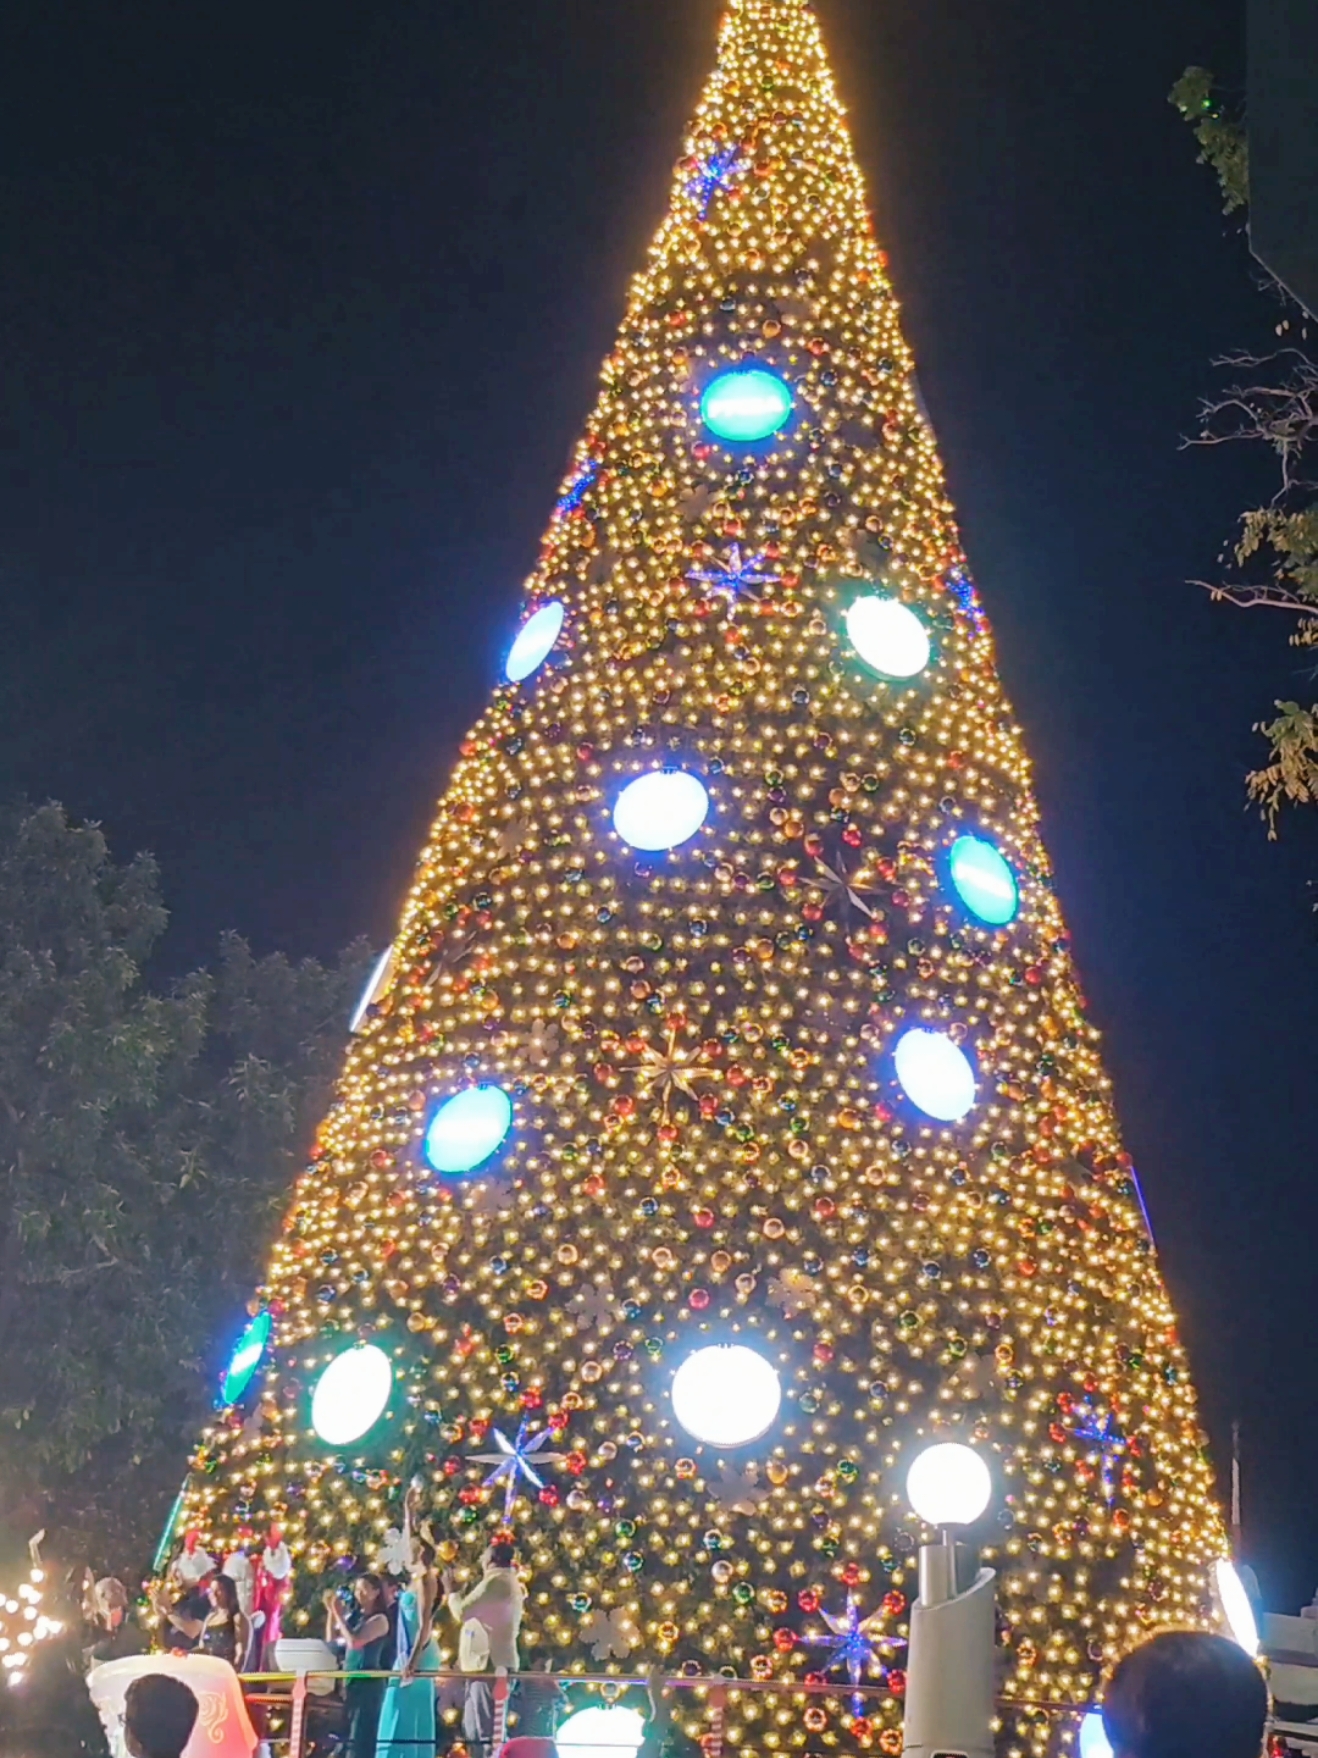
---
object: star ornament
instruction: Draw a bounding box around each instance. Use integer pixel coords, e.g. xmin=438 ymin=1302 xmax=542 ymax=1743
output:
xmin=811 ymin=850 xmax=879 ymax=922
xmin=623 ymin=1026 xmax=717 ymax=1122
xmin=686 ymin=143 xmax=743 ymax=220
xmin=803 ymin=1593 xmax=906 ymax=1711
xmin=1073 ymin=1404 xmax=1125 ymax=1503
xmin=467 ymin=1417 xmax=567 ymax=1520
xmin=686 ymin=545 xmax=780 ymax=617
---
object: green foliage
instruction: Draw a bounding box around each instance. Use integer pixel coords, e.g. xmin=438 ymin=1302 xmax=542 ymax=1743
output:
xmin=1237 ymin=505 xmax=1318 ymax=602
xmin=1169 ymin=66 xmax=1249 ymax=214
xmin=1248 ymin=703 xmax=1318 ymax=832
xmin=0 ymin=802 xmax=370 ymax=1577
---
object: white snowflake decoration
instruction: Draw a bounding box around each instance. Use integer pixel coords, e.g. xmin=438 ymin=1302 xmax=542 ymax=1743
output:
xmin=707 ymin=1460 xmax=770 ymax=1516
xmin=571 ymin=1278 xmax=622 ymax=1333
xmin=581 ymin=1605 xmax=639 ymax=1661
xmin=376 ymin=1527 xmax=413 ymax=1576
xmin=768 ymin=1267 xmax=818 ymax=1317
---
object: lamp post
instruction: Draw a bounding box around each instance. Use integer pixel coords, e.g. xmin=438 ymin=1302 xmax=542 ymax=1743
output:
xmin=902 ymin=1443 xmax=996 ymax=1758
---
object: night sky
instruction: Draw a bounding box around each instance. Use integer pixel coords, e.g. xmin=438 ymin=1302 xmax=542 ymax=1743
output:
xmin=4 ymin=0 xmax=1316 ymax=1605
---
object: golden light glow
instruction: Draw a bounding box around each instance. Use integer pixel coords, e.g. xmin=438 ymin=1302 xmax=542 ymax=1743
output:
xmin=172 ymin=3 xmax=1229 ymax=1754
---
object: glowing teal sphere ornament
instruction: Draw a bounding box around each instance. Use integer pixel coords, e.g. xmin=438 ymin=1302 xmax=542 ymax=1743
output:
xmin=613 ymin=770 xmax=710 ymax=851
xmin=220 ymin=1309 xmax=272 ymax=1406
xmin=893 ymin=1028 xmax=976 ymax=1122
xmin=948 ymin=834 xmax=1018 ymax=925
xmin=311 ymin=1343 xmax=393 ymax=1447
xmin=505 ymin=600 xmax=565 ymax=683
xmin=423 ymin=1084 xmax=513 ymax=1176
xmin=700 ymin=368 xmax=793 ymax=443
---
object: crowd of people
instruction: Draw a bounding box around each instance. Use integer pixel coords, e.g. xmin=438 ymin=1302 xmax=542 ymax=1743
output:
xmin=77 ymin=1500 xmax=1277 ymax=1758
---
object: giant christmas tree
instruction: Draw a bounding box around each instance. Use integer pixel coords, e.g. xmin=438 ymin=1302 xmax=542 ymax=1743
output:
xmin=178 ymin=2 xmax=1230 ymax=1753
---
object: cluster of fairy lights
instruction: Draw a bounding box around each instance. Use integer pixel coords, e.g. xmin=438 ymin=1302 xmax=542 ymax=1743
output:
xmin=0 ymin=1560 xmax=61 ymax=1688
xmin=174 ymin=3 xmax=1229 ymax=1756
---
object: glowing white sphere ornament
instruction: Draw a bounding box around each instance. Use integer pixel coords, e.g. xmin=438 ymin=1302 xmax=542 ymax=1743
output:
xmin=1213 ymin=1557 xmax=1259 ymax=1656
xmin=671 ymin=1343 xmax=781 ymax=1448
xmin=311 ymin=1343 xmax=393 ymax=1447
xmin=423 ymin=1085 xmax=513 ymax=1177
xmin=905 ymin=1442 xmax=993 ymax=1527
xmin=893 ymin=1028 xmax=976 ymax=1123
xmin=556 ymin=1706 xmax=647 ymax=1758
xmin=505 ymin=600 xmax=565 ymax=683
xmin=612 ymin=770 xmax=710 ymax=852
xmin=700 ymin=367 xmax=793 ymax=443
xmin=845 ymin=592 xmax=931 ymax=680
xmin=948 ymin=834 xmax=1019 ymax=926
xmin=1079 ymin=1712 xmax=1113 ymax=1758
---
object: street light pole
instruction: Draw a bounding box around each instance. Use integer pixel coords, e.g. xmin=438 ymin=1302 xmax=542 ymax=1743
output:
xmin=902 ymin=1443 xmax=997 ymax=1758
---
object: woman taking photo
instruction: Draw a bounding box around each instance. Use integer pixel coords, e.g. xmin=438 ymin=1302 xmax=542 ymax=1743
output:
xmin=325 ymin=1573 xmax=393 ymax=1758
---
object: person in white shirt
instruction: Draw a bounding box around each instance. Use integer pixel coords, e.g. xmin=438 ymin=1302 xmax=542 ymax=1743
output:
xmin=443 ymin=1537 xmax=525 ymax=1758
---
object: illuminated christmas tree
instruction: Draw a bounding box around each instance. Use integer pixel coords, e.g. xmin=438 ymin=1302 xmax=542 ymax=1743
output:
xmin=178 ymin=2 xmax=1231 ymax=1752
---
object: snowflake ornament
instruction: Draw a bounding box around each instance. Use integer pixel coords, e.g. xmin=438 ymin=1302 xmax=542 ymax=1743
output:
xmin=376 ymin=1527 xmax=413 ymax=1576
xmin=768 ymin=1267 xmax=819 ymax=1317
xmin=581 ymin=1604 xmax=640 ymax=1661
xmin=571 ymin=1278 xmax=623 ymax=1333
xmin=708 ymin=1460 xmax=770 ymax=1516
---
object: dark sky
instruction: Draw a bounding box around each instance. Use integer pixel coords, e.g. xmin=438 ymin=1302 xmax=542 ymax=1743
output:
xmin=3 ymin=0 xmax=1316 ymax=1606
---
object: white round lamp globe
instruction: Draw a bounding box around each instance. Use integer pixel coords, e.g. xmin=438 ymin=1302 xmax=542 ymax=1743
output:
xmin=423 ymin=1085 xmax=514 ymax=1176
xmin=557 ymin=1706 xmax=647 ymax=1758
xmin=671 ymin=1343 xmax=781 ymax=1448
xmin=311 ymin=1344 xmax=393 ymax=1447
xmin=845 ymin=594 xmax=931 ymax=680
xmin=613 ymin=770 xmax=710 ymax=852
xmin=905 ymin=1441 xmax=992 ymax=1527
xmin=1213 ymin=1558 xmax=1259 ymax=1656
xmin=505 ymin=601 xmax=565 ymax=683
xmin=893 ymin=1028 xmax=976 ymax=1122
xmin=1079 ymin=1713 xmax=1113 ymax=1758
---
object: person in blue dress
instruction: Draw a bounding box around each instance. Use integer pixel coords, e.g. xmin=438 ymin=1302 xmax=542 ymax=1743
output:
xmin=377 ymin=1481 xmax=440 ymax=1758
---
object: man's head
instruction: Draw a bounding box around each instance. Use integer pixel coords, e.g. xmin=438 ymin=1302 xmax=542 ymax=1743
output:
xmin=1103 ymin=1631 xmax=1267 ymax=1758
xmin=94 ymin=1577 xmax=129 ymax=1625
xmin=124 ymin=1674 xmax=199 ymax=1758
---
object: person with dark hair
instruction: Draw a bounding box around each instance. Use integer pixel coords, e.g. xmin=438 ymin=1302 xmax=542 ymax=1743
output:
xmin=123 ymin=1673 xmax=199 ymax=1758
xmin=326 ymin=1573 xmax=393 ymax=1758
xmin=151 ymin=1573 xmax=251 ymax=1667
xmin=443 ymin=1539 xmax=525 ymax=1758
xmin=1102 ymin=1630 xmax=1268 ymax=1758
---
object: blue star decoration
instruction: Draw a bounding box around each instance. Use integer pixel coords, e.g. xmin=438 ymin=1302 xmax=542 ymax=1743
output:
xmin=555 ymin=457 xmax=599 ymax=517
xmin=686 ymin=544 xmax=780 ymax=616
xmin=467 ymin=1417 xmax=566 ymax=1520
xmin=945 ymin=563 xmax=987 ymax=633
xmin=687 ymin=143 xmax=743 ymax=220
xmin=802 ymin=1594 xmax=906 ymax=1711
xmin=1072 ymin=1403 xmax=1125 ymax=1503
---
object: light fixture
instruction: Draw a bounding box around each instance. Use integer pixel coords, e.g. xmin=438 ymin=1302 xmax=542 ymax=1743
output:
xmin=556 ymin=1706 xmax=647 ymax=1758
xmin=948 ymin=834 xmax=1018 ymax=926
xmin=349 ymin=947 xmax=396 ymax=1034
xmin=1213 ymin=1557 xmax=1259 ymax=1656
xmin=505 ymin=600 xmax=566 ymax=683
xmin=905 ymin=1442 xmax=992 ymax=1527
xmin=700 ymin=367 xmax=793 ymax=443
xmin=1079 ymin=1712 xmax=1113 ymax=1758
xmin=844 ymin=592 xmax=931 ymax=679
xmin=670 ymin=1343 xmax=782 ymax=1447
xmin=423 ymin=1085 xmax=514 ymax=1176
xmin=220 ymin=1309 xmax=272 ymax=1406
xmin=893 ymin=1028 xmax=976 ymax=1122
xmin=311 ymin=1344 xmax=392 ymax=1447
xmin=612 ymin=770 xmax=710 ymax=851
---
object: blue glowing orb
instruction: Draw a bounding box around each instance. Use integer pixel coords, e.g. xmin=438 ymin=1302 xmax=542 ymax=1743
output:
xmin=423 ymin=1084 xmax=514 ymax=1176
xmin=893 ymin=1028 xmax=976 ymax=1123
xmin=844 ymin=592 xmax=931 ymax=679
xmin=311 ymin=1343 xmax=393 ymax=1447
xmin=505 ymin=600 xmax=566 ymax=683
xmin=700 ymin=368 xmax=793 ymax=443
xmin=612 ymin=770 xmax=710 ymax=851
xmin=221 ymin=1309 xmax=272 ymax=1406
xmin=1079 ymin=1714 xmax=1112 ymax=1758
xmin=948 ymin=834 xmax=1019 ymax=926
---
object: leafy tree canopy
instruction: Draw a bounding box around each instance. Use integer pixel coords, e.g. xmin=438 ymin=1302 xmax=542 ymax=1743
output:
xmin=0 ymin=801 xmax=369 ymax=1576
